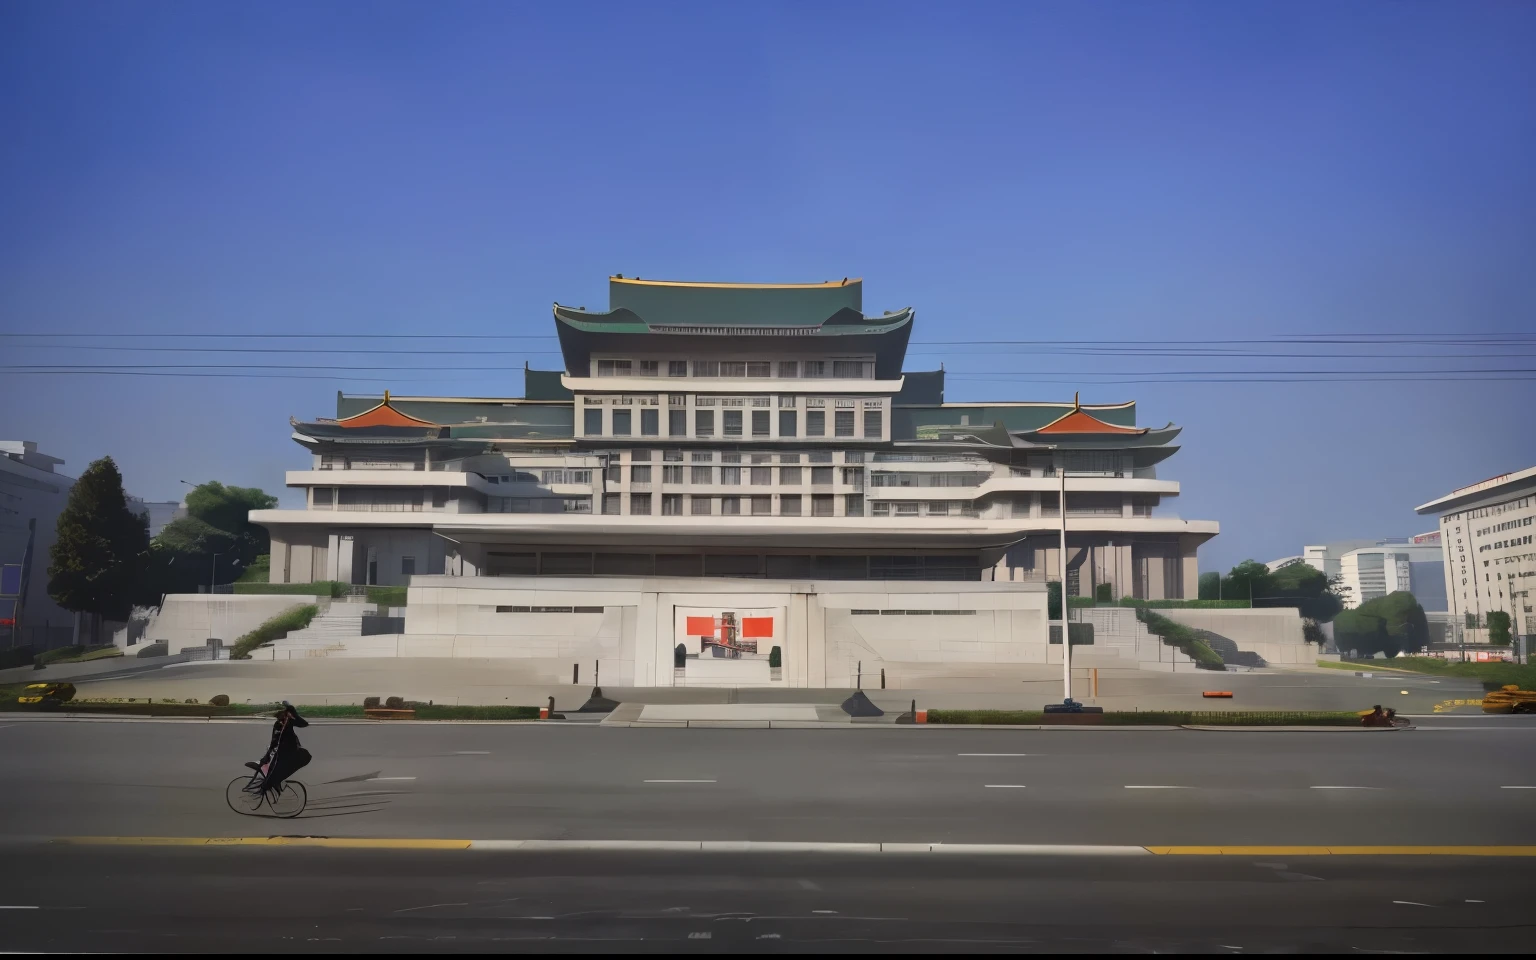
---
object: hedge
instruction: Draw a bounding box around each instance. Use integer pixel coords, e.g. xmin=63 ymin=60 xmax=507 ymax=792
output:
xmin=367 ymin=585 xmax=407 ymax=608
xmin=0 ymin=699 xmax=542 ymax=720
xmin=1069 ymin=597 xmax=1252 ymax=610
xmin=232 ymin=581 xmax=346 ymax=598
xmin=926 ymin=710 xmax=1361 ymax=726
xmin=229 ymin=604 xmax=319 ymax=659
xmin=36 ymin=644 xmax=121 ymax=666
xmin=1359 ymin=657 xmax=1536 ymax=691
xmin=1137 ymin=609 xmax=1227 ymax=670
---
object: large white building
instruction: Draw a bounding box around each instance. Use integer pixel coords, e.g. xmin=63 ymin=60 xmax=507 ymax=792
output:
xmin=247 ymin=277 xmax=1226 ymax=684
xmin=1417 ymin=466 xmax=1536 ymax=639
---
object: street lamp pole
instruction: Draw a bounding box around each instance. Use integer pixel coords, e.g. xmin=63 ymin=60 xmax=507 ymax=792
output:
xmin=1058 ymin=452 xmax=1071 ymax=704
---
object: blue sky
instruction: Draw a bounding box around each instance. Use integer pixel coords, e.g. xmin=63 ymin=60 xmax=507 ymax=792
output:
xmin=2 ymin=0 xmax=1533 ymax=573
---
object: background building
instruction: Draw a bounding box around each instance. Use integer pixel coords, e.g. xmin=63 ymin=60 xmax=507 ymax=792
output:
xmin=1417 ymin=466 xmax=1536 ymax=642
xmin=1266 ymin=535 xmax=1446 ymax=611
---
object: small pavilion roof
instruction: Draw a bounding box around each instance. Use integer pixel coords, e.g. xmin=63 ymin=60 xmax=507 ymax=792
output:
xmin=1029 ymin=394 xmax=1147 ymax=437
xmin=333 ymin=391 xmax=437 ymax=428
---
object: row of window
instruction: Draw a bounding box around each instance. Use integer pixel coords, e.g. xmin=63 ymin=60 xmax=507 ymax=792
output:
xmin=583 ymin=395 xmax=878 ymax=409
xmin=1476 ymin=515 xmax=1533 ymax=538
xmin=485 ymin=469 xmax=594 ymax=486
xmin=629 ymin=450 xmax=863 ymax=463
xmin=849 ymin=609 xmax=978 ymax=616
xmin=494 ymin=605 xmax=606 ymax=613
xmin=615 ymin=465 xmax=862 ymax=486
xmin=602 ymin=493 xmax=864 ymax=517
xmin=593 ymin=359 xmax=874 ymax=379
xmin=870 ymin=501 xmax=980 ymax=518
xmin=1454 ymin=496 xmax=1534 ymax=522
xmin=582 ymin=407 xmax=881 ymax=439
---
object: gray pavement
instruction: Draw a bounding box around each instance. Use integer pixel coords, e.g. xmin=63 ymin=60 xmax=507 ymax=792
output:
xmin=3 ymin=846 xmax=1533 ymax=953
xmin=44 ymin=655 xmax=1494 ymax=714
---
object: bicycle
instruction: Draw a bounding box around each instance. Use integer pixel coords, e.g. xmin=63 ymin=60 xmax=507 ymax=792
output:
xmin=225 ymin=763 xmax=307 ymax=818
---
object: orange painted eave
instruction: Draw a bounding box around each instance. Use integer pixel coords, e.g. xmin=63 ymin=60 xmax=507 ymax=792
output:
xmin=336 ymin=402 xmax=437 ymax=428
xmin=1033 ymin=409 xmax=1145 ymax=435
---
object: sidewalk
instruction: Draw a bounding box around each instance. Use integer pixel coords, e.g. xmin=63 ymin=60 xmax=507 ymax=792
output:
xmin=50 ymin=656 xmax=1489 ymax=714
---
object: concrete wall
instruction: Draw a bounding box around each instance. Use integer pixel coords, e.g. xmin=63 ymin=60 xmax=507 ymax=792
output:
xmin=403 ymin=575 xmax=1050 ymax=688
xmin=137 ymin=594 xmax=325 ymax=654
xmin=1159 ymin=607 xmax=1314 ymax=665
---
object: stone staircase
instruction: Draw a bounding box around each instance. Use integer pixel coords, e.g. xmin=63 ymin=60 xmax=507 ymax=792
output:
xmin=266 ymin=598 xmax=368 ymax=658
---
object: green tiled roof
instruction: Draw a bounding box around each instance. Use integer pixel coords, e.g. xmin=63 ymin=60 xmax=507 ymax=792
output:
xmin=608 ymin=277 xmax=863 ymax=327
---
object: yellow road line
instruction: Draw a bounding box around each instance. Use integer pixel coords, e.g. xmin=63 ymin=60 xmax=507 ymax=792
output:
xmin=1147 ymin=845 xmax=1536 ymax=856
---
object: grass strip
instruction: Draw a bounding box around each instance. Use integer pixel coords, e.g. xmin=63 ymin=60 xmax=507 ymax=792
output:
xmin=229 ymin=604 xmax=319 ymax=659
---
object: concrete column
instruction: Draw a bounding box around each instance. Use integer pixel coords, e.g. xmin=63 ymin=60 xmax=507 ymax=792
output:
xmin=637 ymin=591 xmax=661 ymax=687
xmin=807 ymin=591 xmax=826 ymax=688
xmin=1180 ymin=544 xmax=1199 ymax=600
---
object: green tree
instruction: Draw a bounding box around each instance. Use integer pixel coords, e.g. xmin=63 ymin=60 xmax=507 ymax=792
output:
xmin=1047 ymin=581 xmax=1062 ymax=621
xmin=1198 ymin=571 xmax=1222 ymax=600
xmin=1334 ymin=591 xmax=1430 ymax=657
xmin=145 ymin=481 xmax=278 ymax=595
xmin=1487 ymin=611 xmax=1512 ymax=646
xmin=1264 ymin=562 xmax=1345 ymax=623
xmin=1333 ymin=607 xmax=1394 ymax=658
xmin=1221 ymin=560 xmax=1271 ymax=604
xmin=47 ymin=457 xmax=150 ymax=638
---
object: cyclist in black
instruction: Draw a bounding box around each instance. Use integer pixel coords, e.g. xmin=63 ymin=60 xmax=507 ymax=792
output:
xmin=249 ymin=701 xmax=311 ymax=791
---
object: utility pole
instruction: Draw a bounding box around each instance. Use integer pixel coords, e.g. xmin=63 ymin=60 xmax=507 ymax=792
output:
xmin=1059 ymin=451 xmax=1071 ymax=705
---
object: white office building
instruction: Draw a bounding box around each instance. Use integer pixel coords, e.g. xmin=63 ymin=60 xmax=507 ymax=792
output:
xmin=1417 ymin=466 xmax=1536 ymax=639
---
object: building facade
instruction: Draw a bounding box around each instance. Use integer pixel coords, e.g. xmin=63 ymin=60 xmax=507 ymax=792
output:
xmin=250 ymin=277 xmax=1219 ymax=600
xmin=1417 ymin=466 xmax=1536 ymax=639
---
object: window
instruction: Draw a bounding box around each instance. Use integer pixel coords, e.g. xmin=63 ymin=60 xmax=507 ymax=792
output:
xmin=663 ymin=449 xmax=683 ymax=461
xmin=846 ymin=494 xmax=864 ymax=516
xmin=631 ymin=465 xmax=651 ymax=482
xmin=641 ymin=408 xmax=659 ymax=436
xmin=693 ymin=360 xmax=720 ymax=377
xmin=811 ymin=466 xmax=833 ymax=485
xmin=778 ymin=361 xmax=798 ymax=377
xmin=662 ymin=465 xmax=683 ymax=484
xmin=834 ymin=410 xmax=855 ymax=437
xmin=691 ymin=451 xmax=713 ymax=462
xmin=668 ymin=409 xmax=686 ymax=436
xmin=896 ymin=502 xmax=919 ymax=517
xmin=751 ymin=466 xmax=772 ymax=485
xmin=721 ymin=452 xmax=741 ymax=463
xmin=722 ymin=496 xmax=741 ymax=515
xmin=541 ymin=469 xmax=592 ymax=484
xmin=630 ymin=493 xmax=652 ymax=515
xmin=863 ymin=410 xmax=882 ymax=439
xmin=780 ymin=494 xmax=802 ymax=516
xmin=563 ymin=497 xmax=592 ymax=513
xmin=780 ymin=452 xmax=800 ymax=463
xmin=928 ymin=502 xmax=952 ymax=516
xmin=724 ymin=410 xmax=743 ymax=437
xmin=721 ymin=361 xmax=747 ymax=377
xmin=751 ymin=495 xmax=772 ymax=516
xmin=872 ymin=501 xmax=890 ymax=517
xmin=612 ymin=409 xmax=632 ymax=436
xmin=752 ymin=452 xmax=772 ymax=463
xmin=721 ymin=466 xmax=741 ymax=485
xmin=638 ymin=360 xmax=659 ymax=377
xmin=747 ymin=361 xmax=771 ymax=378
xmin=752 ymin=410 xmax=770 ymax=437
xmin=602 ymin=493 xmax=621 ymax=515
xmin=694 ymin=410 xmax=714 ymax=437
xmin=692 ymin=465 xmax=713 ymax=484
xmin=779 ymin=410 xmax=797 ymax=437
xmin=806 ymin=410 xmax=826 ymax=436
xmin=809 ymin=451 xmax=833 ymax=464
xmin=596 ymin=359 xmax=632 ymax=377
xmin=833 ymin=360 xmax=866 ymax=378
xmin=812 ymin=494 xmax=834 ymax=517
xmin=662 ymin=494 xmax=683 ymax=516
xmin=780 ymin=466 xmax=801 ymax=485
xmin=401 ymin=556 xmax=416 ymax=577
xmin=584 ymin=409 xmax=603 ymax=435
xmin=606 ymin=463 xmax=621 ymax=483
xmin=803 ymin=360 xmax=827 ymax=378
xmin=691 ymin=495 xmax=713 ymax=515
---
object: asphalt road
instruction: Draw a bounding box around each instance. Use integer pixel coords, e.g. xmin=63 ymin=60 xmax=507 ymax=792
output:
xmin=3 ymin=718 xmax=1534 ymax=953
xmin=2 ymin=716 xmax=1535 ymax=845
xmin=3 ymin=846 xmax=1534 ymax=953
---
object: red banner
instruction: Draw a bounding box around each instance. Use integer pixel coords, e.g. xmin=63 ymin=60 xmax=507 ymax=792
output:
xmin=685 ymin=616 xmax=715 ymax=636
xmin=742 ymin=617 xmax=773 ymax=638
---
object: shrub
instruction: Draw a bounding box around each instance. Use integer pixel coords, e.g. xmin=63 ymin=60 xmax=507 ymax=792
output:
xmin=228 ymin=604 xmax=319 ymax=659
xmin=1487 ymin=611 xmax=1512 ymax=646
xmin=1114 ymin=598 xmax=1251 ymax=610
xmin=674 ymin=643 xmax=686 ymax=669
xmin=385 ymin=696 xmax=405 ymax=709
xmin=38 ymin=645 xmax=123 ymax=666
xmin=363 ymin=696 xmax=380 ymax=709
xmin=232 ymin=581 xmax=346 ymax=598
xmin=209 ymin=694 xmax=230 ymax=707
xmin=1137 ymin=609 xmax=1226 ymax=670
xmin=235 ymin=554 xmax=270 ymax=584
xmin=768 ymin=645 xmax=782 ymax=668
xmin=367 ymin=585 xmax=407 ymax=608
xmin=36 ymin=645 xmax=85 ymax=666
xmin=0 ymin=646 xmax=35 ymax=669
xmin=1095 ymin=582 xmax=1113 ymax=602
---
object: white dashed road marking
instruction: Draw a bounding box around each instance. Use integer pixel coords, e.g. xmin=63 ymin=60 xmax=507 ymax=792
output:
xmin=1124 ymin=785 xmax=1190 ymax=790
xmin=645 ymin=780 xmax=716 ymax=784
xmin=959 ymin=753 xmax=1032 ymax=757
xmin=984 ymin=784 xmax=1027 ymax=789
xmin=1311 ymin=785 xmax=1381 ymax=790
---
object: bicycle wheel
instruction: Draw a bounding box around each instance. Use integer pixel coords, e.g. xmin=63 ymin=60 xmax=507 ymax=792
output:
xmin=226 ymin=776 xmax=265 ymax=816
xmin=268 ymin=780 xmax=306 ymax=818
